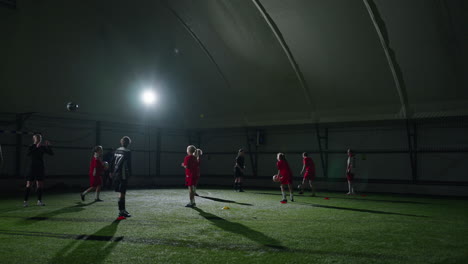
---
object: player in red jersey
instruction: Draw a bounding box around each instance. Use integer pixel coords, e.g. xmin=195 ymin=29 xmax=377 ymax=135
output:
xmin=298 ymin=152 xmax=316 ymax=196
xmin=181 ymin=145 xmax=198 ymax=207
xmin=276 ymin=153 xmax=294 ymax=203
xmin=346 ymin=149 xmax=356 ymax=195
xmin=80 ymin=145 xmax=106 ymax=202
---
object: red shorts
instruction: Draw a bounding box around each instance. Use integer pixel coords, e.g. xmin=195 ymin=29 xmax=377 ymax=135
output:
xmin=193 ymin=175 xmax=199 ymax=186
xmin=346 ymin=172 xmax=354 ymax=181
xmin=303 ymin=171 xmax=316 ymax=181
xmin=280 ymin=176 xmax=292 ymax=185
xmin=185 ymin=175 xmax=197 ymax=186
xmin=90 ymin=176 xmax=103 ymax=187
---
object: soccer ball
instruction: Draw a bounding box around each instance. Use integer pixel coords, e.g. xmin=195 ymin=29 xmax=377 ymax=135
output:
xmin=297 ymin=184 xmax=302 ymax=189
xmin=103 ymin=161 xmax=109 ymax=170
xmin=272 ymin=174 xmax=280 ymax=182
xmin=66 ymin=102 xmax=79 ymax=111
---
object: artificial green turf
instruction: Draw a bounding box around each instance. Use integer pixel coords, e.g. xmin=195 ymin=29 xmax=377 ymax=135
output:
xmin=0 ymin=189 xmax=467 ymax=264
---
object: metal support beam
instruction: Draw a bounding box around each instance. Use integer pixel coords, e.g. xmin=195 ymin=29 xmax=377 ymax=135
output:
xmin=147 ymin=122 xmax=151 ymax=177
xmin=95 ymin=121 xmax=101 ymax=146
xmin=252 ymin=0 xmax=316 ymax=116
xmin=197 ymin=131 xmax=201 ymax=149
xmin=363 ymin=0 xmax=410 ymax=118
xmin=14 ymin=114 xmax=23 ymax=177
xmin=162 ymin=1 xmax=232 ymax=91
xmin=155 ymin=128 xmax=162 ymax=178
xmin=245 ymin=128 xmax=257 ymax=177
xmin=315 ymin=124 xmax=328 ymax=179
xmin=406 ymin=120 xmax=418 ymax=183
xmin=324 ymin=128 xmax=329 ymax=179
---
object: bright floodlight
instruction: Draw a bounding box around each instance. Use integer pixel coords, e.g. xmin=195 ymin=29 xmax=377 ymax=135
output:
xmin=141 ymin=89 xmax=157 ymax=105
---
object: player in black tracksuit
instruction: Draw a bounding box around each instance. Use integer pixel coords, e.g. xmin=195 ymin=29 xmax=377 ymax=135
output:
xmin=233 ymin=149 xmax=245 ymax=192
xmin=24 ymin=134 xmax=53 ymax=207
xmin=110 ymin=136 xmax=132 ymax=218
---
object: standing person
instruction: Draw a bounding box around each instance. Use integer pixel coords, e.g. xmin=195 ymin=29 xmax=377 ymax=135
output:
xmin=110 ymin=136 xmax=132 ymax=219
xmin=23 ymin=134 xmax=53 ymax=207
xmin=181 ymin=145 xmax=197 ymax=207
xmin=276 ymin=153 xmax=294 ymax=204
xmin=102 ymin=148 xmax=114 ymax=189
xmin=193 ymin=148 xmax=203 ymax=196
xmin=80 ymin=145 xmax=106 ymax=202
xmin=298 ymin=152 xmax=316 ymax=196
xmin=346 ymin=149 xmax=356 ymax=195
xmin=233 ymin=149 xmax=245 ymax=192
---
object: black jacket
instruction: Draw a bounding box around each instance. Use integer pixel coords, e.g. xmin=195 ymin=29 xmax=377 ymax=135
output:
xmin=110 ymin=147 xmax=132 ymax=180
xmin=27 ymin=144 xmax=53 ymax=176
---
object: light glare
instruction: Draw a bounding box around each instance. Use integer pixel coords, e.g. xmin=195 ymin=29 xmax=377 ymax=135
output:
xmin=141 ymin=90 xmax=157 ymax=105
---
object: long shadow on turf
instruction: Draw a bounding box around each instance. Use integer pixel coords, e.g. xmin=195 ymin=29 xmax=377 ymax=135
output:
xmin=314 ymin=195 xmax=430 ymax=205
xmin=199 ymin=196 xmax=253 ymax=206
xmin=252 ymin=192 xmax=429 ymax=205
xmin=48 ymin=220 xmax=123 ymax=264
xmin=296 ymin=202 xmax=427 ymax=217
xmin=192 ymin=207 xmax=286 ymax=250
xmin=18 ymin=201 xmax=97 ymax=225
xmin=0 ymin=229 xmax=407 ymax=261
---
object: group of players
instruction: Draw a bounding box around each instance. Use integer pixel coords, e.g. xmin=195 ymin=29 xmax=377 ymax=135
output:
xmin=266 ymin=150 xmax=356 ymax=204
xmin=184 ymin=148 xmax=356 ymax=206
xmin=17 ymin=133 xmax=356 ymax=219
xmin=21 ymin=134 xmax=133 ymax=219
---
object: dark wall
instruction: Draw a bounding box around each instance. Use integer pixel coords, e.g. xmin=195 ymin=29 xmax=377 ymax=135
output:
xmin=1 ymin=113 xmax=467 ymax=196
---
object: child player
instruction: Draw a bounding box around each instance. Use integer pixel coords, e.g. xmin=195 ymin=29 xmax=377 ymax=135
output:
xmin=80 ymin=145 xmax=106 ymax=202
xmin=110 ymin=136 xmax=132 ymax=218
xmin=24 ymin=134 xmax=53 ymax=207
xmin=276 ymin=153 xmax=294 ymax=203
xmin=181 ymin=145 xmax=198 ymax=207
xmin=233 ymin=149 xmax=245 ymax=192
xmin=193 ymin=148 xmax=203 ymax=196
xmin=346 ymin=149 xmax=356 ymax=195
xmin=298 ymin=152 xmax=316 ymax=196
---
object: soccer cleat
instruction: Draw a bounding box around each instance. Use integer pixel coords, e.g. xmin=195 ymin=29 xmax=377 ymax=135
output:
xmin=119 ymin=210 xmax=131 ymax=218
xmin=185 ymin=203 xmax=196 ymax=208
xmin=37 ymin=201 xmax=45 ymax=206
xmin=23 ymin=201 xmax=28 ymax=207
xmin=95 ymin=198 xmax=103 ymax=202
xmin=238 ymin=189 xmax=245 ymax=192
xmin=290 ymin=198 xmax=295 ymax=202
xmin=123 ymin=210 xmax=132 ymax=217
xmin=298 ymin=191 xmax=304 ymax=195
xmin=280 ymin=199 xmax=287 ymax=204
xmin=194 ymin=193 xmax=199 ymax=196
xmin=116 ymin=216 xmax=126 ymax=221
xmin=80 ymin=193 xmax=85 ymax=202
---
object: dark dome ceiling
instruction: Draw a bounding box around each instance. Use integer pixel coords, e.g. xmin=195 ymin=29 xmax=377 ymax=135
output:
xmin=1 ymin=0 xmax=467 ymax=127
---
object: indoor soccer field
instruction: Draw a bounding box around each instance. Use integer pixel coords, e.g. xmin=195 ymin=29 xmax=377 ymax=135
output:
xmin=0 ymin=189 xmax=467 ymax=264
xmin=2 ymin=1 xmax=468 ymax=264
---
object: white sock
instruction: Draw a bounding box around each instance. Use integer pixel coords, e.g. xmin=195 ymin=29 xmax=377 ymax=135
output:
xmin=95 ymin=192 xmax=99 ymax=199
xmin=193 ymin=187 xmax=197 ymax=193
xmin=82 ymin=191 xmax=88 ymax=196
xmin=290 ymin=194 xmax=294 ymax=200
xmin=191 ymin=199 xmax=195 ymax=204
xmin=282 ymin=192 xmax=286 ymax=200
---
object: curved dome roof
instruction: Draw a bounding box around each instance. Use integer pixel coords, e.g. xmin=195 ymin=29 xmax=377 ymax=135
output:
xmin=1 ymin=0 xmax=467 ymax=127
